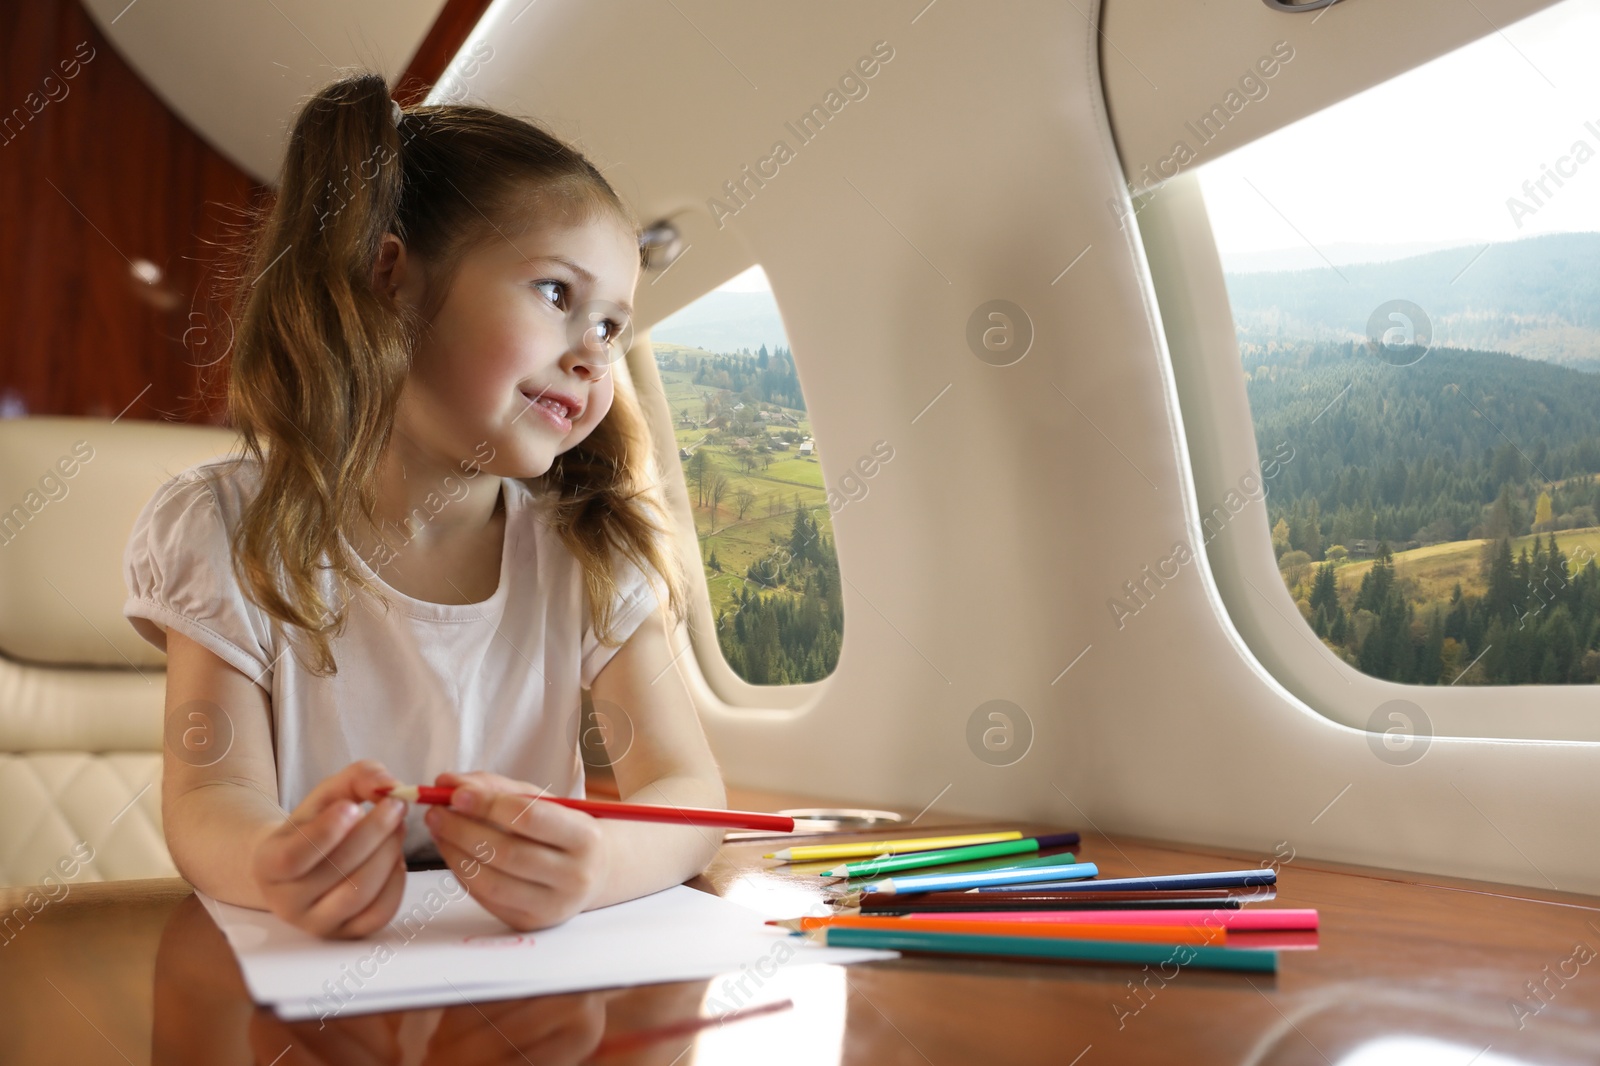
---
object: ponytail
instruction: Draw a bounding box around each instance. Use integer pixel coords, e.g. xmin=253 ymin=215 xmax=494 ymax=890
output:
xmin=216 ymin=72 xmax=684 ymax=677
xmin=224 ymin=73 xmax=410 ymax=675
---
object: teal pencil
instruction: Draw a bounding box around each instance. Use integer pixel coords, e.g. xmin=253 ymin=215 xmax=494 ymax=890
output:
xmin=802 ymin=927 xmax=1277 ymax=973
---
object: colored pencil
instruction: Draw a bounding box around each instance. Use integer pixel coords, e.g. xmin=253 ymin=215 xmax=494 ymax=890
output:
xmin=1226 ymin=931 xmax=1321 ymax=951
xmin=773 ymin=915 xmax=1226 ymax=945
xmin=824 ymin=833 xmax=1080 ymax=878
xmin=853 ymin=890 xmax=1273 ymax=912
xmin=862 ymin=861 xmax=1099 ymax=895
xmin=899 ymin=908 xmax=1320 ymax=931
xmin=799 ymin=848 xmax=1078 ymax=880
xmin=976 ymin=869 xmax=1276 ymax=893
xmin=765 ymin=831 xmax=1024 ymax=862
xmin=800 ymin=927 xmax=1277 ymax=973
xmin=377 ymin=784 xmax=795 ymax=832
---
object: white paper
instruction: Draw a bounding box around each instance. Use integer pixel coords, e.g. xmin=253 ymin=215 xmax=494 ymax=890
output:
xmin=196 ymin=870 xmax=896 ymax=1021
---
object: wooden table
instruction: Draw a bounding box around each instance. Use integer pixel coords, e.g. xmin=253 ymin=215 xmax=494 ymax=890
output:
xmin=4 ymin=784 xmax=1600 ymax=1065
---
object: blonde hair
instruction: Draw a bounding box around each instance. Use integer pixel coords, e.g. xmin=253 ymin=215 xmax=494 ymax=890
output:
xmin=212 ymin=71 xmax=684 ymax=676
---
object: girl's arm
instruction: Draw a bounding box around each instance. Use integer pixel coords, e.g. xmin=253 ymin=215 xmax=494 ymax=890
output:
xmin=161 ymin=629 xmax=291 ymax=907
xmin=163 ymin=631 xmax=410 ymax=937
xmin=581 ymin=604 xmax=727 ymax=907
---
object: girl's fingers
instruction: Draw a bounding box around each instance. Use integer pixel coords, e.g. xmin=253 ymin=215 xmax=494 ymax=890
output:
xmin=454 ymin=788 xmax=602 ymax=855
xmin=257 ymin=798 xmax=365 ymax=884
xmin=433 ymin=836 xmax=578 ymax=931
xmin=303 ymin=829 xmax=407 ymax=937
xmin=260 ymin=761 xmax=401 ymax=884
xmin=434 ymin=770 xmax=527 ymax=796
xmin=426 ymin=806 xmax=583 ymax=887
xmin=298 ymin=759 xmax=402 ymax=814
xmin=332 ymin=844 xmax=409 ymax=940
xmin=272 ymin=797 xmax=407 ymax=910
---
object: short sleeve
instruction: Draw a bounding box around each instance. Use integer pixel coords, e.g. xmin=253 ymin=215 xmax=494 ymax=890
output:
xmin=579 ymin=549 xmax=662 ymax=688
xmin=122 ymin=471 xmax=276 ymax=691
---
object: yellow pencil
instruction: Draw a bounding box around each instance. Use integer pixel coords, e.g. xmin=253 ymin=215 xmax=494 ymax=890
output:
xmin=764 ymin=831 xmax=1023 ymax=862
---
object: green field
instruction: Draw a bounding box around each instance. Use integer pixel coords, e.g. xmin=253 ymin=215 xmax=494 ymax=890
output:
xmin=654 ymin=343 xmax=832 ymax=621
xmin=1299 ymin=527 xmax=1600 ymax=604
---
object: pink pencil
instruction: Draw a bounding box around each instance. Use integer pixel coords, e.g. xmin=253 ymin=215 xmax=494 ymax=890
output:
xmin=900 ymin=908 xmax=1318 ymax=931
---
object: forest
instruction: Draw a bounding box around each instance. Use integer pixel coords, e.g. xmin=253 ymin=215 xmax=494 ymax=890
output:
xmin=1234 ymin=234 xmax=1600 ymax=684
xmin=710 ymin=507 xmax=843 ymax=685
xmin=665 ymin=344 xmax=807 ymax=411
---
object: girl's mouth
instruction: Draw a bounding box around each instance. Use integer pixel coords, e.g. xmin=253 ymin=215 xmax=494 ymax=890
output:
xmin=522 ymin=392 xmax=573 ymax=432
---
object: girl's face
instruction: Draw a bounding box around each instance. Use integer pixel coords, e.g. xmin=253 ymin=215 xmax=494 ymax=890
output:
xmin=389 ymin=209 xmax=640 ymax=479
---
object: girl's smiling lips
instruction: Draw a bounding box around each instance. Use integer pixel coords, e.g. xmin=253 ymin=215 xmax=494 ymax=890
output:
xmin=519 ymin=386 xmax=584 ymax=423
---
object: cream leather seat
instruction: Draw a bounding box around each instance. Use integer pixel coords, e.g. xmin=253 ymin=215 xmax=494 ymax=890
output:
xmin=0 ymin=415 xmax=243 ymax=887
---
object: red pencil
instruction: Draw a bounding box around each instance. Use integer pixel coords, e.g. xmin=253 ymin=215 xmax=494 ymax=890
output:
xmin=376 ymin=784 xmax=796 ymax=832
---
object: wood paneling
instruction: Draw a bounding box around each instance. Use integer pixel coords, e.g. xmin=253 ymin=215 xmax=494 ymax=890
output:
xmin=0 ymin=1 xmax=264 ymax=424
xmin=394 ymin=0 xmax=498 ymax=107
xmin=0 ymin=0 xmax=492 ymax=425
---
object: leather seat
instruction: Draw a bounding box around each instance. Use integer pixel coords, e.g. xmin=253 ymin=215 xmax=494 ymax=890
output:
xmin=0 ymin=415 xmax=242 ymax=887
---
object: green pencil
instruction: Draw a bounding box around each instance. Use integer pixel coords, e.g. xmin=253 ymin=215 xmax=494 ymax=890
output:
xmin=801 ymin=927 xmax=1278 ymax=973
xmin=824 ymin=832 xmax=1080 ymax=878
xmin=828 ymin=849 xmax=1077 ymax=882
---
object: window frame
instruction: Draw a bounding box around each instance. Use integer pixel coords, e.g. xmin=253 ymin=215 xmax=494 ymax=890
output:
xmin=1133 ymin=169 xmax=1600 ymax=744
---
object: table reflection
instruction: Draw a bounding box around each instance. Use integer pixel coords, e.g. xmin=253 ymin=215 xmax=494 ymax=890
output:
xmin=1238 ymin=983 xmax=1600 ymax=1066
xmin=1333 ymin=1037 xmax=1542 ymax=1066
xmin=687 ymin=966 xmax=847 ymax=1066
xmin=150 ymin=890 xmax=851 ymax=1065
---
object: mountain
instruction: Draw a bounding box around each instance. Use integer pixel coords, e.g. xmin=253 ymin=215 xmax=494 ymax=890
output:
xmin=1218 ymin=239 xmax=1489 ymax=274
xmin=651 ymin=290 xmax=789 ymax=354
xmin=1222 ymin=231 xmax=1600 ymax=373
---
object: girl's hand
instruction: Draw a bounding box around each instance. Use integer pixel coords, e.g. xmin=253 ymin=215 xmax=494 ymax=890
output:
xmin=422 ymin=771 xmax=608 ymax=932
xmin=250 ymin=760 xmax=409 ymax=939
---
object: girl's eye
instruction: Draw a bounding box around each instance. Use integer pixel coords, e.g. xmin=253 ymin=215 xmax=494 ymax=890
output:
xmin=591 ymin=314 xmax=628 ymax=346
xmin=533 ymin=279 xmax=567 ymax=308
xmin=534 ymin=280 xmax=628 ymax=349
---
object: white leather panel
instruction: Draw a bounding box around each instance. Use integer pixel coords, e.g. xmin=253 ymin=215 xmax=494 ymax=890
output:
xmin=0 ymin=416 xmax=241 ymax=667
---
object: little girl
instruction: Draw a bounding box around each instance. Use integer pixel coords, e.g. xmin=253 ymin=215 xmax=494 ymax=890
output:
xmin=121 ymin=72 xmax=726 ymax=939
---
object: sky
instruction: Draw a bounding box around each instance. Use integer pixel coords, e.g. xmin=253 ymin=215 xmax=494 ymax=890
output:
xmin=716 ymin=264 xmax=771 ymax=293
xmin=1197 ymin=0 xmax=1600 ymax=255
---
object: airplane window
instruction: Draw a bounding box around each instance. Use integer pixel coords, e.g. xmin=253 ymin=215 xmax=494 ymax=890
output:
xmin=651 ymin=265 xmax=842 ymax=685
xmin=1195 ymin=0 xmax=1600 ymax=686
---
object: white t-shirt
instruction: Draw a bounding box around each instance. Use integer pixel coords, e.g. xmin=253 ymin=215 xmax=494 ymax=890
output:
xmin=122 ymin=456 xmax=660 ymax=862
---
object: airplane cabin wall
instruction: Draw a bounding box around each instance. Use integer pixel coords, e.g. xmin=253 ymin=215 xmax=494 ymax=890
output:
xmin=69 ymin=0 xmax=1596 ymax=894
xmin=463 ymin=0 xmax=1598 ymax=895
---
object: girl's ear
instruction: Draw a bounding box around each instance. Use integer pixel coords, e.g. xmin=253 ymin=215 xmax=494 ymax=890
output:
xmin=371 ymin=232 xmax=410 ymax=302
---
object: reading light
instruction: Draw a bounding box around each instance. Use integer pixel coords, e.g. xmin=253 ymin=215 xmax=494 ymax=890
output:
xmin=638 ymin=219 xmax=684 ymax=272
xmin=1261 ymin=0 xmax=1344 ymax=10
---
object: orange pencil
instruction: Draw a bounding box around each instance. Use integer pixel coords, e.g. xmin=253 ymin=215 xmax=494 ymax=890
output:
xmin=769 ymin=915 xmax=1226 ymax=945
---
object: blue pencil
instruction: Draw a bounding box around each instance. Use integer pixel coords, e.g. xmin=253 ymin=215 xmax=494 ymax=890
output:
xmin=976 ymin=869 xmax=1277 ymax=893
xmin=862 ymin=861 xmax=1099 ymax=895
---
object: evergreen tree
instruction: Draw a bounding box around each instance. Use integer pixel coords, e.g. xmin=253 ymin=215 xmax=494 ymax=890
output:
xmin=1354 ymin=542 xmax=1395 ymax=613
xmin=1309 ymin=562 xmax=1338 ymax=613
xmin=1419 ymin=607 xmax=1445 ymax=685
xmin=1482 ymin=537 xmax=1516 ymax=621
